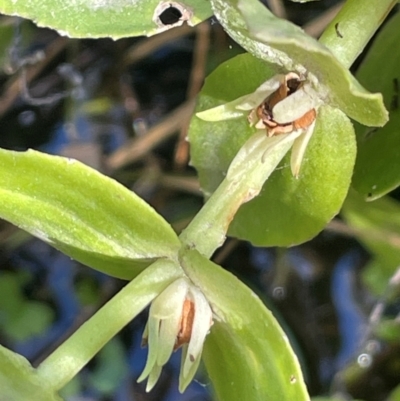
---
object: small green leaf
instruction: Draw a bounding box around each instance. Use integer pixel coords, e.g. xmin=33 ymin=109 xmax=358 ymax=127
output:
xmin=0 ymin=149 xmax=180 ymax=279
xmin=352 ymin=11 xmax=400 ymax=200
xmin=0 ymin=344 xmax=62 ymax=401
xmin=210 ymin=0 xmax=388 ymax=127
xmin=342 ymin=191 xmax=400 ymax=295
xmin=189 ymin=53 xmax=356 ymax=246
xmin=0 ymin=0 xmax=212 ymax=38
xmin=180 ymin=248 xmax=310 ymax=401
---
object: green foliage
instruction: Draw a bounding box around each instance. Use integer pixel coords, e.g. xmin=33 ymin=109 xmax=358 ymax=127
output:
xmin=0 ymin=0 xmax=398 ymax=401
xmin=0 ymin=344 xmax=61 ymax=401
xmin=190 ymin=53 xmax=356 ymax=246
xmin=0 ymin=272 xmax=54 ymax=341
xmin=342 ymin=191 xmax=400 ymax=295
xmin=0 ymin=0 xmax=212 ymax=38
xmin=352 ymin=11 xmax=400 ymax=200
xmin=0 ymin=149 xmax=180 ymax=279
xmin=180 ymin=248 xmax=310 ymax=401
xmin=210 ymin=0 xmax=388 ymax=127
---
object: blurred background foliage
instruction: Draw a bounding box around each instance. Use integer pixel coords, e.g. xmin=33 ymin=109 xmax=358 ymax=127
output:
xmin=0 ymin=0 xmax=400 ymax=400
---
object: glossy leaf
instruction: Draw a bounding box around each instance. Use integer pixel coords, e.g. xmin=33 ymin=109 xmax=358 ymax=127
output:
xmin=210 ymin=0 xmax=387 ymax=127
xmin=189 ymin=53 xmax=356 ymax=246
xmin=342 ymin=191 xmax=400 ymax=295
xmin=0 ymin=344 xmax=62 ymax=401
xmin=352 ymin=11 xmax=400 ymax=200
xmin=0 ymin=149 xmax=180 ymax=280
xmin=0 ymin=0 xmax=212 ymax=39
xmin=180 ymin=248 xmax=310 ymax=401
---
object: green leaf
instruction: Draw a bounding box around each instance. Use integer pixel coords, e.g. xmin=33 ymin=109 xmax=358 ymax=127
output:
xmin=0 ymin=0 xmax=212 ymax=39
xmin=180 ymin=248 xmax=310 ymax=401
xmin=0 ymin=344 xmax=62 ymax=401
xmin=189 ymin=53 xmax=356 ymax=246
xmin=342 ymin=191 xmax=400 ymax=295
xmin=352 ymin=11 xmax=400 ymax=200
xmin=88 ymin=338 xmax=128 ymax=394
xmin=0 ymin=272 xmax=54 ymax=341
xmin=0 ymin=149 xmax=180 ymax=280
xmin=210 ymin=0 xmax=388 ymax=127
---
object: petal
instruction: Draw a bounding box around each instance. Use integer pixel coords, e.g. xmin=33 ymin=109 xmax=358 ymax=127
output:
xmin=137 ymin=317 xmax=161 ymax=382
xmin=261 ymin=129 xmax=303 ymax=163
xmin=290 ymin=121 xmax=316 ymax=178
xmin=178 ymin=344 xmax=203 ymax=393
xmin=196 ymin=75 xmax=282 ymax=122
xmin=196 ymin=94 xmax=252 ymax=121
xmin=151 ymin=278 xmax=189 ymax=319
xmin=272 ymin=84 xmax=322 ymax=124
xmin=182 ymin=286 xmax=213 ymax=380
xmin=145 ymin=364 xmax=162 ymax=392
xmin=235 ymin=75 xmax=283 ymax=110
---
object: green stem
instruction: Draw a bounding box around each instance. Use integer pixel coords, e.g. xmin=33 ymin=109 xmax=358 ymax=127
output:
xmin=319 ymin=0 xmax=397 ymax=69
xmin=36 ymin=260 xmax=182 ymax=391
xmin=179 ymin=132 xmax=297 ymax=258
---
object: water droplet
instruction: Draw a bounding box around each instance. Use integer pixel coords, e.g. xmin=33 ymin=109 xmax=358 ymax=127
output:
xmin=272 ymin=286 xmax=285 ymax=300
xmin=357 ymin=353 xmax=372 ymax=368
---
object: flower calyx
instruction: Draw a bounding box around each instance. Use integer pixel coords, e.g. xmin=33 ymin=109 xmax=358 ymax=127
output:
xmin=138 ymin=277 xmax=213 ymax=393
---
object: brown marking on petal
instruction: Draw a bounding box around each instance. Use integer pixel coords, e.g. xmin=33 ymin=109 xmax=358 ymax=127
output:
xmin=174 ymin=298 xmax=195 ymax=350
xmin=293 ymin=108 xmax=316 ymax=130
xmin=252 ymin=72 xmax=316 ymax=137
xmin=189 ymin=354 xmax=195 ymax=362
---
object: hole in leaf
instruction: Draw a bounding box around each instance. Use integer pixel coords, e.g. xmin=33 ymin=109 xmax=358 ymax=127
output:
xmin=159 ymin=6 xmax=182 ymax=25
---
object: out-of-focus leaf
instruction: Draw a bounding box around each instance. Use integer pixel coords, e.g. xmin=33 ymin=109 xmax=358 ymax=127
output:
xmin=352 ymin=11 xmax=400 ymax=200
xmin=210 ymin=0 xmax=387 ymax=127
xmin=0 ymin=344 xmax=62 ymax=401
xmin=374 ymin=319 xmax=400 ymax=343
xmin=180 ymin=248 xmax=310 ymax=401
xmin=88 ymin=338 xmax=128 ymax=394
xmin=387 ymin=384 xmax=400 ymax=401
xmin=0 ymin=272 xmax=54 ymax=341
xmin=342 ymin=191 xmax=400 ymax=295
xmin=0 ymin=149 xmax=180 ymax=280
xmin=0 ymin=1 xmax=212 ymax=39
xmin=189 ymin=53 xmax=356 ymax=246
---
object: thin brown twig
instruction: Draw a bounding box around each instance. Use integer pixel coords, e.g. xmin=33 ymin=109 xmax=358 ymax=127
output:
xmin=123 ymin=24 xmax=193 ymax=67
xmin=303 ymin=2 xmax=344 ymax=38
xmin=106 ymin=99 xmax=196 ymax=171
xmin=266 ymin=0 xmax=287 ymax=19
xmin=0 ymin=36 xmax=68 ymax=118
xmin=174 ymin=21 xmax=210 ymax=169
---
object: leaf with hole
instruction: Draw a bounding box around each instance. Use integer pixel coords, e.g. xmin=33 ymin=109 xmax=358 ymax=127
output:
xmin=0 ymin=0 xmax=212 ymax=38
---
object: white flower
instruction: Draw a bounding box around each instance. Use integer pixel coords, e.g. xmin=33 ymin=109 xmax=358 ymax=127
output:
xmin=197 ymin=72 xmax=322 ymax=178
xmin=138 ymin=278 xmax=213 ymax=393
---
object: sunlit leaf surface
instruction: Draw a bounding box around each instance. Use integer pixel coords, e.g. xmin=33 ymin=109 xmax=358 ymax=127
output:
xmin=0 ymin=0 xmax=212 ymax=38
xmin=189 ymin=53 xmax=356 ymax=246
xmin=210 ymin=0 xmax=387 ymax=127
xmin=0 ymin=344 xmax=62 ymax=401
xmin=0 ymin=149 xmax=180 ymax=279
